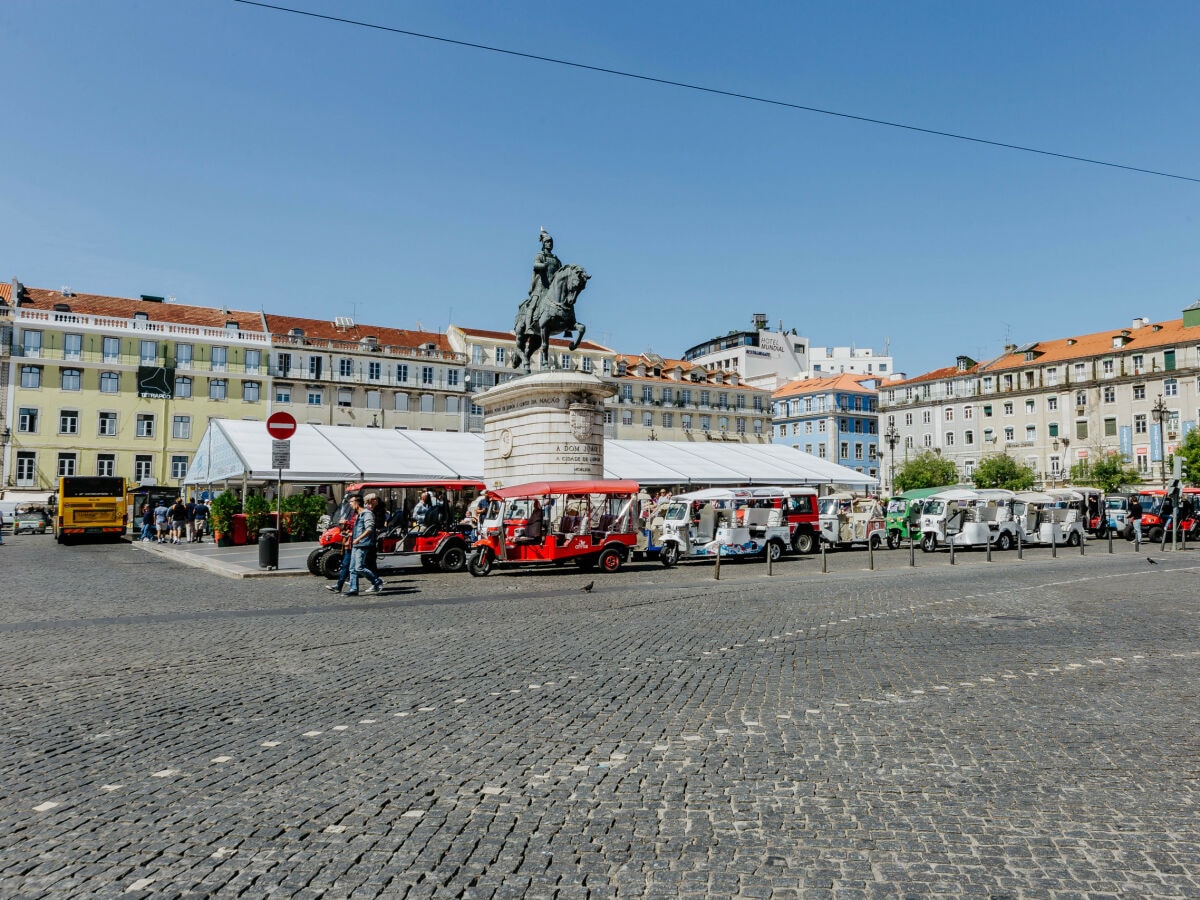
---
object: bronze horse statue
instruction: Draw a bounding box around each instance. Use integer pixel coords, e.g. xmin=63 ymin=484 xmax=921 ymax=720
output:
xmin=512 ymin=263 xmax=589 ymax=371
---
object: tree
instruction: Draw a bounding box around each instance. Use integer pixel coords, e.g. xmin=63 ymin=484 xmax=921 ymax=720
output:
xmin=971 ymin=453 xmax=1036 ymax=491
xmin=1069 ymin=451 xmax=1141 ymax=493
xmin=893 ymin=451 xmax=959 ymax=493
xmin=1175 ymin=428 xmax=1200 ymax=487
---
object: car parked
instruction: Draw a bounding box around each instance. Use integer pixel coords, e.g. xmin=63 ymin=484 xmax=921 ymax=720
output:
xmin=13 ymin=507 xmax=53 ymax=535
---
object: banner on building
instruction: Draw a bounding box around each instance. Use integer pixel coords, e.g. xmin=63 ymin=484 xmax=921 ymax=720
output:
xmin=137 ymin=366 xmax=175 ymax=399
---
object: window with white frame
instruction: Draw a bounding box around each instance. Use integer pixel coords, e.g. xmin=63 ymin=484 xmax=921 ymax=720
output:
xmin=1073 ymin=363 xmax=1086 ymax=380
xmin=1134 ymin=413 xmax=1147 ymax=434
xmin=337 ymin=388 xmax=353 ymax=408
xmin=61 ymin=368 xmax=82 ymax=391
xmin=134 ymin=455 xmax=153 ymax=482
xmin=171 ymin=455 xmax=189 ymax=480
xmin=172 ymin=415 xmax=191 ymax=439
xmin=176 ymin=343 xmax=193 ymax=368
xmin=1025 ymin=399 xmax=1035 ymax=413
xmin=1164 ymin=378 xmax=1178 ymax=397
xmin=1003 ymin=402 xmax=1013 ymax=415
xmin=338 ymin=358 xmax=353 ymax=378
xmin=308 ymin=388 xmax=323 ymax=406
xmin=98 ymin=412 xmax=117 ymax=436
xmin=495 ymin=347 xmax=506 ymax=365
xmin=922 ymin=434 xmax=932 ymax=447
xmin=100 ymin=371 xmax=120 ymax=393
xmin=175 ymin=375 xmax=192 ymax=398
xmin=59 ymin=410 xmax=79 ymax=435
xmin=1075 ymin=391 xmax=1087 ymax=407
xmin=15 ymin=452 xmax=36 ymax=485
xmin=621 ymin=409 xmax=633 ymax=426
xmin=208 ymin=379 xmax=227 ymax=400
xmin=57 ymin=453 xmax=77 ymax=477
xmin=96 ymin=454 xmax=116 ymax=478
xmin=245 ymin=349 xmax=260 ymax=372
xmin=421 ymin=366 xmax=434 ymax=385
xmin=211 ymin=346 xmax=228 ymax=371
xmin=1102 ymin=359 xmax=1114 ymax=376
xmin=64 ymin=333 xmax=82 ymax=360
xmin=945 ymin=408 xmax=954 ymax=421
xmin=396 ymin=363 xmax=409 ymax=382
xmin=1004 ymin=427 xmax=1014 ymax=442
xmin=275 ymin=384 xmax=292 ymax=403
xmin=103 ymin=336 xmax=120 ymax=362
xmin=242 ymin=381 xmax=260 ymax=403
xmin=136 ymin=413 xmax=155 ymax=437
xmin=1026 ymin=424 xmax=1036 ymax=441
xmin=18 ymin=408 xmax=38 ymax=433
xmin=1133 ymin=384 xmax=1145 ymax=400
xmin=22 ymin=330 xmax=42 ymax=356
xmin=965 ymin=430 xmax=974 ymax=445
xmin=140 ymin=340 xmax=157 ymax=364
xmin=945 ymin=432 xmax=954 ymax=447
xmin=367 ymin=361 xmax=381 ymax=381
xmin=1048 ymin=397 xmax=1058 ymax=411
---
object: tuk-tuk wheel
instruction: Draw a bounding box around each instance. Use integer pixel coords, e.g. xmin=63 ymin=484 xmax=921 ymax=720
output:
xmin=660 ymin=544 xmax=679 ymax=568
xmin=886 ymin=531 xmax=899 ymax=550
xmin=438 ymin=544 xmax=468 ymax=573
xmin=466 ymin=548 xmax=493 ymax=576
xmin=921 ymin=534 xmax=936 ymax=553
xmin=598 ymin=548 xmax=622 ymax=573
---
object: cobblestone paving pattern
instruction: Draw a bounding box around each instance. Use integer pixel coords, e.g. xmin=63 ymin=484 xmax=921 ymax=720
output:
xmin=0 ymin=534 xmax=1198 ymax=898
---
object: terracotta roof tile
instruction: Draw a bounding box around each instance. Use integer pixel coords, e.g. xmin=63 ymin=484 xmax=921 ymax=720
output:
xmin=773 ymin=373 xmax=879 ymax=398
xmin=263 ymin=314 xmax=451 ymax=351
xmin=456 ymin=326 xmax=611 ymax=352
xmin=981 ymin=318 xmax=1196 ymax=372
xmin=16 ymin=287 xmax=266 ymax=332
xmin=885 ymin=361 xmax=986 ymax=388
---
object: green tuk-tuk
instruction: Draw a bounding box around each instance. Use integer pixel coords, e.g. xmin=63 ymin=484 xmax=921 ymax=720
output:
xmin=884 ymin=486 xmax=956 ymax=549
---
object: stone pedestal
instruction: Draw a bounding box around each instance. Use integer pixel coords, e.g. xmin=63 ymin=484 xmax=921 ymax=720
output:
xmin=472 ymin=372 xmax=617 ymax=487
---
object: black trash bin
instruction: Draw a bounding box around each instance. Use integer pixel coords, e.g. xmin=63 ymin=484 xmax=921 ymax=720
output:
xmin=258 ymin=528 xmax=279 ymax=570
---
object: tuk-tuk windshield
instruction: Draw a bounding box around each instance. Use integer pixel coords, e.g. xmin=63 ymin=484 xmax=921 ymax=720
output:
xmin=924 ymin=500 xmax=946 ymax=516
xmin=662 ymin=500 xmax=691 ymax=521
xmin=886 ymin=499 xmax=908 ymax=515
xmin=1104 ymin=497 xmax=1128 ymax=511
xmin=1138 ymin=494 xmax=1165 ymax=515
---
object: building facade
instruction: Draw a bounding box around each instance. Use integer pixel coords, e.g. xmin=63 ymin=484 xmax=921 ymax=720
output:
xmin=772 ymin=373 xmax=880 ymax=479
xmin=446 ymin=326 xmax=615 ymax=433
xmin=264 ymin=315 xmax=467 ymax=432
xmin=3 ymin=285 xmax=270 ymax=493
xmin=608 ymin=353 xmax=772 ymax=442
xmin=682 ymin=312 xmax=894 ymax=391
xmin=879 ymin=305 xmax=1200 ymax=489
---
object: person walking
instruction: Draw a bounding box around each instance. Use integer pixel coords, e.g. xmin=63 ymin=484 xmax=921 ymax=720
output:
xmin=140 ymin=503 xmax=154 ymax=542
xmin=192 ymin=499 xmax=209 ymax=542
xmin=345 ymin=494 xmax=384 ymax=596
xmin=325 ymin=506 xmax=358 ymax=595
xmin=1129 ymin=495 xmax=1143 ymax=545
xmin=169 ymin=498 xmax=189 ymax=544
xmin=153 ymin=499 xmax=171 ymax=543
xmin=185 ymin=497 xmax=199 ymax=543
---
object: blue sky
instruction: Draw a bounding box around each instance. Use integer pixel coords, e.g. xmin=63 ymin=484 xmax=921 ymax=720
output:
xmin=4 ymin=1 xmax=1198 ymax=376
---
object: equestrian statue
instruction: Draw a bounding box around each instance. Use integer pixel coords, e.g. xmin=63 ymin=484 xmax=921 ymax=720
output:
xmin=512 ymin=229 xmax=589 ymax=372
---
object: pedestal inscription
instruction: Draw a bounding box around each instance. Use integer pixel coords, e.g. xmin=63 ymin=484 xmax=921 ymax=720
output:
xmin=472 ymin=372 xmax=617 ymax=487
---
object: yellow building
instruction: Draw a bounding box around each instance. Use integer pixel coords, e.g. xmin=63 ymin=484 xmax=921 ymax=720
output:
xmin=2 ymin=283 xmax=270 ymax=493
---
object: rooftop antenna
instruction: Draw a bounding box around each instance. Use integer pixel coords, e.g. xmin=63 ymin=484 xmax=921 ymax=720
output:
xmin=167 ymin=295 xmax=176 ymax=303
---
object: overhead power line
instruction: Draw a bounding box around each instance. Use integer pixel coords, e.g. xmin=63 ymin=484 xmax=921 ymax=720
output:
xmin=232 ymin=0 xmax=1198 ymax=185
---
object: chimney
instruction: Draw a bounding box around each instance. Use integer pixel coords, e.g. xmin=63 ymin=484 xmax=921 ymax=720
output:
xmin=139 ymin=294 xmax=165 ymax=303
xmin=1132 ymin=316 xmax=1148 ymax=328
xmin=1004 ymin=343 xmax=1017 ymax=354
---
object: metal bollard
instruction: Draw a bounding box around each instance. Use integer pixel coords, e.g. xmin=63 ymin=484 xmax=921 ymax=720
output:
xmin=1183 ymin=527 xmax=1188 ymax=552
xmin=1051 ymin=525 xmax=1057 ymax=558
xmin=1172 ymin=522 xmax=1178 ymax=553
xmin=1017 ymin=528 xmax=1023 ymax=560
xmin=714 ymin=547 xmax=721 ymax=580
xmin=949 ymin=538 xmax=955 ymax=565
xmin=767 ymin=547 xmax=773 ymax=576
xmin=868 ymin=537 xmax=874 ymax=571
xmin=908 ymin=535 xmax=915 ymax=567
xmin=986 ymin=534 xmax=993 ymax=562
xmin=821 ymin=541 xmax=828 ymax=574
xmin=1080 ymin=530 xmax=1086 ymax=556
xmin=1107 ymin=527 xmax=1113 ymax=554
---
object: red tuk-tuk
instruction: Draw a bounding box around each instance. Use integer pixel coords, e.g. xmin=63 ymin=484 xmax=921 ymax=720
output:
xmin=309 ymin=479 xmax=485 ymax=577
xmin=466 ymin=480 xmax=641 ymax=576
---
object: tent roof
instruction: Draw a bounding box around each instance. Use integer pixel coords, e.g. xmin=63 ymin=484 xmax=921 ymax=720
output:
xmin=184 ymin=420 xmax=878 ymax=489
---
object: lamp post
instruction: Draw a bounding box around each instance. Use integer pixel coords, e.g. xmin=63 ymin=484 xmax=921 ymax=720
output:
xmin=1060 ymin=437 xmax=1070 ymax=484
xmin=883 ymin=423 xmax=900 ymax=495
xmin=1152 ymin=394 xmax=1169 ymax=489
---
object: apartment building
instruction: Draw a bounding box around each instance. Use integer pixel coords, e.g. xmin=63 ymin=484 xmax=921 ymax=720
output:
xmin=880 ymin=303 xmax=1200 ymax=487
xmin=608 ymin=353 xmax=771 ymax=442
xmin=3 ymin=284 xmax=270 ymax=492
xmin=772 ymin=373 xmax=880 ymax=479
xmin=264 ymin=315 xmax=466 ymax=432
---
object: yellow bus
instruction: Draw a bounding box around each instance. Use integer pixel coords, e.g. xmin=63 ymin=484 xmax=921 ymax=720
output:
xmin=55 ymin=476 xmax=129 ymax=544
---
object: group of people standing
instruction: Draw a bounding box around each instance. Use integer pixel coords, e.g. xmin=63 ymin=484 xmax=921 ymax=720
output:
xmin=326 ymin=492 xmax=385 ymax=596
xmin=141 ymin=497 xmax=209 ymax=544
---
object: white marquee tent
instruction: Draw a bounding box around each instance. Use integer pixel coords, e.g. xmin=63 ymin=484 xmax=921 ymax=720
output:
xmin=184 ymin=419 xmax=877 ymax=490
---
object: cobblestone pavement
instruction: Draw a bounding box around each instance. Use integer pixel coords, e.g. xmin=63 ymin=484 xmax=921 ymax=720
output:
xmin=1 ymin=534 xmax=1198 ymax=898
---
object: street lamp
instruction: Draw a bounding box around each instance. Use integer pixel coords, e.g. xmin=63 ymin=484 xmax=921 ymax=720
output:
xmin=883 ymin=422 xmax=900 ymax=495
xmin=1152 ymin=394 xmax=1169 ymax=489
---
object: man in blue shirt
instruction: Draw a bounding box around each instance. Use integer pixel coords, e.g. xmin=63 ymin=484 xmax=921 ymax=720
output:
xmin=346 ymin=494 xmax=384 ymax=596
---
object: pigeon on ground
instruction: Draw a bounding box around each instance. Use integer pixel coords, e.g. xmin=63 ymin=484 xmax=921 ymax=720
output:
xmin=581 ymin=581 xmax=594 ymax=593
xmin=1146 ymin=557 xmax=1158 ymax=564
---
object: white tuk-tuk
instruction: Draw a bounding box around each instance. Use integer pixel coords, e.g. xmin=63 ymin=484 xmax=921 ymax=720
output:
xmin=817 ymin=492 xmax=886 ymax=550
xmin=919 ymin=488 xmax=1020 ymax=552
xmin=656 ymin=487 xmax=792 ymax=567
xmin=1013 ymin=490 xmax=1087 ymax=547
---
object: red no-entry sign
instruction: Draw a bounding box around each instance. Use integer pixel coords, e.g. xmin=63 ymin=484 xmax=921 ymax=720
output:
xmin=266 ymin=411 xmax=298 ymax=440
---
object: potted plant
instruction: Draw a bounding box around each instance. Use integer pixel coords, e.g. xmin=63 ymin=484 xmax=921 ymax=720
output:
xmin=210 ymin=492 xmax=241 ymax=547
xmin=243 ymin=494 xmax=272 ymax=543
xmin=279 ymin=493 xmax=328 ymax=542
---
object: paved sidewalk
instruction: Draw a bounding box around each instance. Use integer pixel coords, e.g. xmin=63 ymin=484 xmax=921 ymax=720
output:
xmin=132 ymin=537 xmax=317 ymax=578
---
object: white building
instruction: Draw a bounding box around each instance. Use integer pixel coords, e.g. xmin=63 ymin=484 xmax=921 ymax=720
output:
xmin=681 ymin=313 xmax=894 ymax=391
